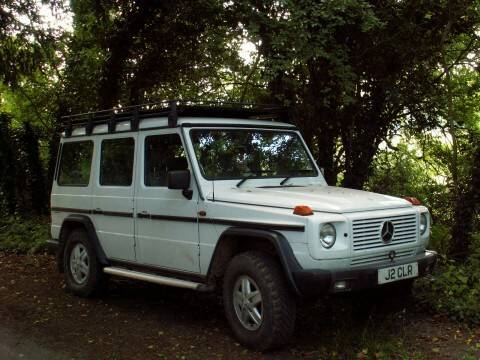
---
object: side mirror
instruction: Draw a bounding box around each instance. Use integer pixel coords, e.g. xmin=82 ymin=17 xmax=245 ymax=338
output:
xmin=167 ymin=170 xmax=190 ymax=189
xmin=167 ymin=170 xmax=193 ymax=200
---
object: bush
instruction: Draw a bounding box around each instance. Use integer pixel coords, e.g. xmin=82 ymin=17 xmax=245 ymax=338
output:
xmin=429 ymin=223 xmax=452 ymax=256
xmin=416 ymin=233 xmax=480 ymax=323
xmin=0 ymin=216 xmax=49 ymax=253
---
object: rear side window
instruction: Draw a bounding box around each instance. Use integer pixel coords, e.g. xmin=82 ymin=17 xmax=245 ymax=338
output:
xmin=145 ymin=134 xmax=188 ymax=187
xmin=58 ymin=141 xmax=93 ymax=186
xmin=100 ymin=138 xmax=135 ymax=186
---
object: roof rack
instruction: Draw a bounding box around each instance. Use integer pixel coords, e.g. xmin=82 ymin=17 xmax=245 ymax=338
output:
xmin=61 ymin=100 xmax=290 ymax=137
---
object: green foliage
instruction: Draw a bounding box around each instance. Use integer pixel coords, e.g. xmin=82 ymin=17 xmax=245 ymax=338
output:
xmin=237 ymin=0 xmax=480 ymax=188
xmin=417 ymin=233 xmax=480 ymax=323
xmin=365 ymin=142 xmax=451 ymax=224
xmin=0 ymin=1 xmax=62 ymax=86
xmin=0 ymin=216 xmax=49 ymax=253
xmin=429 ymin=223 xmax=452 ymax=257
xmin=0 ymin=116 xmax=49 ymax=215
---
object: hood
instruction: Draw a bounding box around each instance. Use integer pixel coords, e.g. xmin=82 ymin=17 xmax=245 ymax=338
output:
xmin=209 ymin=185 xmax=412 ymax=213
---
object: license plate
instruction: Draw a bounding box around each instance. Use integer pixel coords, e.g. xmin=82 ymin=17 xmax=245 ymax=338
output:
xmin=378 ymin=262 xmax=418 ymax=285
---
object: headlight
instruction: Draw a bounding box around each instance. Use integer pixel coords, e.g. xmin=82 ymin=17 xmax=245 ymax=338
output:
xmin=320 ymin=223 xmax=336 ymax=248
xmin=420 ymin=213 xmax=428 ymax=235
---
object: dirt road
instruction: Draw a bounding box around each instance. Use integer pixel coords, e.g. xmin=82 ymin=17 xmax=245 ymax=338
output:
xmin=0 ymin=252 xmax=478 ymax=359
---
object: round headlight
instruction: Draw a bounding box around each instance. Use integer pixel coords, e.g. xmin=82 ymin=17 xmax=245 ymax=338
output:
xmin=320 ymin=223 xmax=336 ymax=248
xmin=420 ymin=213 xmax=428 ymax=235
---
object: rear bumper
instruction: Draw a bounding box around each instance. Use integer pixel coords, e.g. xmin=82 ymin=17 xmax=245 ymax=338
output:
xmin=292 ymin=250 xmax=437 ymax=297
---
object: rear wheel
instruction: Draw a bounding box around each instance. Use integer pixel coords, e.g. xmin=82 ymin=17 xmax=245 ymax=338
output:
xmin=63 ymin=228 xmax=106 ymax=297
xmin=223 ymin=251 xmax=296 ymax=350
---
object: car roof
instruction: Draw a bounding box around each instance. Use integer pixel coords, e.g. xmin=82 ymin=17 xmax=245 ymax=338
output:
xmin=61 ymin=101 xmax=297 ymax=138
xmin=64 ymin=116 xmax=296 ymax=138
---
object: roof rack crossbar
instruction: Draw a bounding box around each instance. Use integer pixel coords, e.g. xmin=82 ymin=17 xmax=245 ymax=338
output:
xmin=168 ymin=100 xmax=178 ymax=128
xmin=108 ymin=112 xmax=116 ymax=133
xmin=131 ymin=107 xmax=139 ymax=131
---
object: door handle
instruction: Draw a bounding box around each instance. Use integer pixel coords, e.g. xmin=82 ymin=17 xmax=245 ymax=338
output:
xmin=138 ymin=211 xmax=150 ymax=219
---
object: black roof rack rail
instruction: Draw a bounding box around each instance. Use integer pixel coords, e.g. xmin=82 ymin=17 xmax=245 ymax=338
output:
xmin=60 ymin=100 xmax=290 ymax=137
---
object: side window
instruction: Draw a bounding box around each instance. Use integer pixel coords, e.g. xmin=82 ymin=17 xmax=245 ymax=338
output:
xmin=145 ymin=134 xmax=188 ymax=187
xmin=100 ymin=138 xmax=135 ymax=186
xmin=58 ymin=141 xmax=93 ymax=186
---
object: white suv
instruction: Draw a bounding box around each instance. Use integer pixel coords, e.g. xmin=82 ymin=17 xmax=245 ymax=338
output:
xmin=49 ymin=102 xmax=437 ymax=350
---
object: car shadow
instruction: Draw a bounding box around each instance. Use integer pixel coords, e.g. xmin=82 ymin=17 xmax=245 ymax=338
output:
xmin=97 ymin=277 xmax=421 ymax=355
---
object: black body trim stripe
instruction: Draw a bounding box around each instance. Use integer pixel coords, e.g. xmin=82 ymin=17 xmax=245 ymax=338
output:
xmin=200 ymin=218 xmax=304 ymax=231
xmin=150 ymin=214 xmax=197 ymax=222
xmin=51 ymin=207 xmax=91 ymax=214
xmin=51 ymin=207 xmax=304 ymax=231
xmin=51 ymin=207 xmax=133 ymax=218
xmin=101 ymin=210 xmax=134 ymax=218
xmin=136 ymin=213 xmax=304 ymax=232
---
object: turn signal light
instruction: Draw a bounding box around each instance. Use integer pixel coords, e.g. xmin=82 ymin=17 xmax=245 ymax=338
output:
xmin=293 ymin=205 xmax=313 ymax=216
xmin=404 ymin=197 xmax=422 ymax=205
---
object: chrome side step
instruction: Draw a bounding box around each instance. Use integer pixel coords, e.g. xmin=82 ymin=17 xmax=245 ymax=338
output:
xmin=103 ymin=267 xmax=202 ymax=290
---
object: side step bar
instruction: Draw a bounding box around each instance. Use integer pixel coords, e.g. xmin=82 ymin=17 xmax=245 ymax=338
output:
xmin=103 ymin=267 xmax=205 ymax=290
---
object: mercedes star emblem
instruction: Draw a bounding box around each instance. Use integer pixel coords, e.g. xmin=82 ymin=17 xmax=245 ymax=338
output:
xmin=381 ymin=221 xmax=394 ymax=243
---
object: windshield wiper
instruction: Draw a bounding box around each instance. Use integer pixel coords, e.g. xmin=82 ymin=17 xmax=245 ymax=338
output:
xmin=280 ymin=176 xmax=291 ymax=185
xmin=280 ymin=170 xmax=314 ymax=186
xmin=236 ymin=175 xmax=254 ymax=188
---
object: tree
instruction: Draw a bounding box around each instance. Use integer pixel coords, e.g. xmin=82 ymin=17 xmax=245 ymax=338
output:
xmin=236 ymin=0 xmax=479 ymax=188
xmin=62 ymin=0 xmax=244 ymax=114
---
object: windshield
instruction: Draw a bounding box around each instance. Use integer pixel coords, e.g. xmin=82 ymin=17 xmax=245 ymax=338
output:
xmin=190 ymin=129 xmax=318 ymax=180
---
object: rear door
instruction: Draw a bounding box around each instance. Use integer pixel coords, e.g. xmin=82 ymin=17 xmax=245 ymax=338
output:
xmin=134 ymin=130 xmax=200 ymax=273
xmin=91 ymin=135 xmax=137 ymax=262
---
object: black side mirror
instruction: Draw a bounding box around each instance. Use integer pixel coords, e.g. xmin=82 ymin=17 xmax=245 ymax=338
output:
xmin=167 ymin=170 xmax=193 ymax=199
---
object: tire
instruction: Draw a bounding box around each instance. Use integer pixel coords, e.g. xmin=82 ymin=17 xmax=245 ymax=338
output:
xmin=223 ymin=251 xmax=296 ymax=351
xmin=63 ymin=228 xmax=106 ymax=297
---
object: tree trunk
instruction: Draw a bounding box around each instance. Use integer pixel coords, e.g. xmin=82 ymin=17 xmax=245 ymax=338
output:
xmin=21 ymin=123 xmax=47 ymax=215
xmin=449 ymin=139 xmax=480 ymax=260
xmin=0 ymin=114 xmax=16 ymax=214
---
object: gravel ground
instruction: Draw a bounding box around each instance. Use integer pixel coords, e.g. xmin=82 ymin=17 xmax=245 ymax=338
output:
xmin=0 ymin=252 xmax=478 ymax=360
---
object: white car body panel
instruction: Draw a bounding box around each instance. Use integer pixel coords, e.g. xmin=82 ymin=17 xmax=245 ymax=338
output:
xmin=90 ymin=133 xmax=137 ymax=262
xmin=134 ymin=128 xmax=200 ymax=273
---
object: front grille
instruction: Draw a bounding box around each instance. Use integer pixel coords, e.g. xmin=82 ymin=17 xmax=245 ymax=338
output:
xmin=351 ymin=248 xmax=416 ymax=267
xmin=352 ymin=213 xmax=417 ymax=251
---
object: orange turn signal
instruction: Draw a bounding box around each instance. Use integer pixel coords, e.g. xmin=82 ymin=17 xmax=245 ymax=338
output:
xmin=293 ymin=205 xmax=313 ymax=216
xmin=404 ymin=196 xmax=422 ymax=205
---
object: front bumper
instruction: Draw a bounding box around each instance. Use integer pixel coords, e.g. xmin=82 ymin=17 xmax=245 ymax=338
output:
xmin=292 ymin=250 xmax=437 ymax=297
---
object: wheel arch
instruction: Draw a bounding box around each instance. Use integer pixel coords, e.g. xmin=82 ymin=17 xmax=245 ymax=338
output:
xmin=57 ymin=214 xmax=108 ymax=272
xmin=206 ymin=227 xmax=302 ymax=295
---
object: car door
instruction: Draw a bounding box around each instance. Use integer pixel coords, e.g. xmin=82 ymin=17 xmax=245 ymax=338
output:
xmin=91 ymin=135 xmax=137 ymax=262
xmin=134 ymin=130 xmax=200 ymax=273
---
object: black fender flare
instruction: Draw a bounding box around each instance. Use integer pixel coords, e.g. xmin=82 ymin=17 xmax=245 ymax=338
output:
xmin=207 ymin=227 xmax=303 ymax=296
xmin=57 ymin=214 xmax=109 ymax=271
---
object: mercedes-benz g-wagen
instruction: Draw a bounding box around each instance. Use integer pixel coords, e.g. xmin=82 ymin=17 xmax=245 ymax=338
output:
xmin=49 ymin=101 xmax=436 ymax=350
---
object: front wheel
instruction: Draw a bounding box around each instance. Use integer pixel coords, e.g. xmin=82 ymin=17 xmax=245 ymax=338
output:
xmin=223 ymin=251 xmax=296 ymax=350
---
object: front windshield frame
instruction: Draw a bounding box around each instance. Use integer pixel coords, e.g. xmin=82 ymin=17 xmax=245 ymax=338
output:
xmin=188 ymin=127 xmax=319 ymax=181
